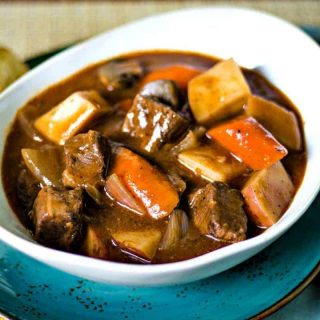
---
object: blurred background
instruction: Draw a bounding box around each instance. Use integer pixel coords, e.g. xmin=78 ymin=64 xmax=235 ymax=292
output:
xmin=0 ymin=0 xmax=319 ymax=60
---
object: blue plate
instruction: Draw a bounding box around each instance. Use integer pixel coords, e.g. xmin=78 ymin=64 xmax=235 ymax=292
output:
xmin=0 ymin=192 xmax=319 ymax=320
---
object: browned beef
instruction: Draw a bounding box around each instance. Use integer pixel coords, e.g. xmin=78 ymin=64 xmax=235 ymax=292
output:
xmin=188 ymin=182 xmax=247 ymax=242
xmin=122 ymin=94 xmax=188 ymax=153
xmin=62 ymin=130 xmax=110 ymax=188
xmin=32 ymin=186 xmax=83 ymax=250
xmin=140 ymin=80 xmax=183 ymax=110
xmin=17 ymin=168 xmax=40 ymax=210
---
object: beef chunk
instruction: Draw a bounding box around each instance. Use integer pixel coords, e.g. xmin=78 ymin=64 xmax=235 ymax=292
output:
xmin=122 ymin=94 xmax=188 ymax=153
xmin=63 ymin=130 xmax=110 ymax=188
xmin=140 ymin=80 xmax=183 ymax=110
xmin=188 ymin=182 xmax=247 ymax=243
xmin=17 ymin=168 xmax=40 ymax=210
xmin=32 ymin=186 xmax=83 ymax=250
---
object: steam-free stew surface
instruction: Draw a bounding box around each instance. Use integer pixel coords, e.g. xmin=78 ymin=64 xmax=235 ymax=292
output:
xmin=2 ymin=51 xmax=306 ymax=264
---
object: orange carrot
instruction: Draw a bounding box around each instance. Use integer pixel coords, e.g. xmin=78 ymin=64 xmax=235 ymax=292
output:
xmin=110 ymin=147 xmax=179 ymax=219
xmin=140 ymin=65 xmax=202 ymax=90
xmin=207 ymin=117 xmax=288 ymax=170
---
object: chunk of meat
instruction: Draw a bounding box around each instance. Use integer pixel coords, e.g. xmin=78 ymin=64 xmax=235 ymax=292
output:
xmin=34 ymin=91 xmax=111 ymax=145
xmin=178 ymin=143 xmax=248 ymax=183
xmin=82 ymin=225 xmax=108 ymax=259
xmin=32 ymin=187 xmax=83 ymax=250
xmin=98 ymin=60 xmax=144 ymax=99
xmin=188 ymin=59 xmax=251 ymax=125
xmin=62 ymin=130 xmax=110 ymax=188
xmin=122 ymin=94 xmax=188 ymax=153
xmin=242 ymin=161 xmax=294 ymax=228
xmin=17 ymin=169 xmax=40 ymax=210
xmin=112 ymin=229 xmax=162 ymax=262
xmin=188 ymin=182 xmax=247 ymax=242
xmin=21 ymin=146 xmax=64 ymax=188
xmin=110 ymin=147 xmax=179 ymax=219
xmin=140 ymin=80 xmax=182 ymax=110
xmin=208 ymin=117 xmax=288 ymax=170
xmin=245 ymin=95 xmax=302 ymax=150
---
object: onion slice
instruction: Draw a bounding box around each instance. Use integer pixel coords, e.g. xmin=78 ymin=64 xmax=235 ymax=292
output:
xmin=105 ymin=173 xmax=146 ymax=215
xmin=159 ymin=209 xmax=189 ymax=251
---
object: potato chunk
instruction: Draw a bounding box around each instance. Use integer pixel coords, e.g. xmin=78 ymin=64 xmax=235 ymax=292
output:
xmin=245 ymin=95 xmax=301 ymax=150
xmin=112 ymin=229 xmax=162 ymax=261
xmin=82 ymin=225 xmax=108 ymax=259
xmin=34 ymin=91 xmax=110 ymax=145
xmin=242 ymin=161 xmax=294 ymax=227
xmin=188 ymin=59 xmax=251 ymax=125
xmin=178 ymin=144 xmax=247 ymax=183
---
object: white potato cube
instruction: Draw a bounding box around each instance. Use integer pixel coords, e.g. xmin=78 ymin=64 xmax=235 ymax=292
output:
xmin=188 ymin=59 xmax=251 ymax=125
xmin=34 ymin=90 xmax=110 ymax=145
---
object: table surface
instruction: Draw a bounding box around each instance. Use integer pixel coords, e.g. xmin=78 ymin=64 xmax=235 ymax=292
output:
xmin=0 ymin=1 xmax=319 ymax=319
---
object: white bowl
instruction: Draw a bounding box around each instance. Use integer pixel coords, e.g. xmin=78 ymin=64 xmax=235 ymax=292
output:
xmin=0 ymin=7 xmax=320 ymax=286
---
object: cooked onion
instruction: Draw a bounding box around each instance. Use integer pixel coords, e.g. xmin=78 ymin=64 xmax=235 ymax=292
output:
xmin=159 ymin=209 xmax=189 ymax=251
xmin=105 ymin=173 xmax=146 ymax=215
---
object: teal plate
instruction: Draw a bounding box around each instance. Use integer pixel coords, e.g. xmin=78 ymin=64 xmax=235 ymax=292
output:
xmin=1 ymin=26 xmax=319 ymax=320
xmin=0 ymin=192 xmax=319 ymax=320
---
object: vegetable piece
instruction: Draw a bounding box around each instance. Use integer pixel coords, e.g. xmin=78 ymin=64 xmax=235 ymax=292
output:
xmin=34 ymin=91 xmax=111 ymax=145
xmin=188 ymin=59 xmax=251 ymax=125
xmin=140 ymin=80 xmax=182 ymax=110
xmin=105 ymin=173 xmax=147 ymax=215
xmin=208 ymin=117 xmax=288 ymax=170
xmin=62 ymin=130 xmax=110 ymax=188
xmin=21 ymin=146 xmax=64 ymax=188
xmin=82 ymin=225 xmax=108 ymax=259
xmin=245 ymin=95 xmax=302 ymax=150
xmin=159 ymin=209 xmax=189 ymax=251
xmin=178 ymin=144 xmax=247 ymax=183
xmin=242 ymin=161 xmax=294 ymax=228
xmin=98 ymin=60 xmax=144 ymax=99
xmin=112 ymin=229 xmax=162 ymax=262
xmin=188 ymin=182 xmax=247 ymax=242
xmin=32 ymin=187 xmax=83 ymax=250
xmin=110 ymin=147 xmax=179 ymax=219
xmin=122 ymin=94 xmax=188 ymax=153
xmin=140 ymin=65 xmax=201 ymax=91
xmin=170 ymin=127 xmax=206 ymax=153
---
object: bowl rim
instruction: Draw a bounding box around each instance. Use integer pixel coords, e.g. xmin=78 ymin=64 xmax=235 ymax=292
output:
xmin=0 ymin=5 xmax=320 ymax=282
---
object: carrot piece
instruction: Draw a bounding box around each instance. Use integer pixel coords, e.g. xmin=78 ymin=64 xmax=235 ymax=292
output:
xmin=207 ymin=117 xmax=288 ymax=170
xmin=110 ymin=147 xmax=179 ymax=219
xmin=140 ymin=65 xmax=202 ymax=90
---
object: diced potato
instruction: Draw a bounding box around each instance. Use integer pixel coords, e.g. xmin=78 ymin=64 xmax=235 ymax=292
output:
xmin=34 ymin=91 xmax=111 ymax=145
xmin=188 ymin=59 xmax=251 ymax=125
xmin=242 ymin=161 xmax=294 ymax=228
xmin=21 ymin=147 xmax=63 ymax=188
xmin=245 ymin=95 xmax=302 ymax=150
xmin=82 ymin=225 xmax=108 ymax=259
xmin=178 ymin=144 xmax=247 ymax=183
xmin=112 ymin=229 xmax=162 ymax=261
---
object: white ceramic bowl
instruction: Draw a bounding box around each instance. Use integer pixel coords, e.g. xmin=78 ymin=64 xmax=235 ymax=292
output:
xmin=0 ymin=7 xmax=320 ymax=286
